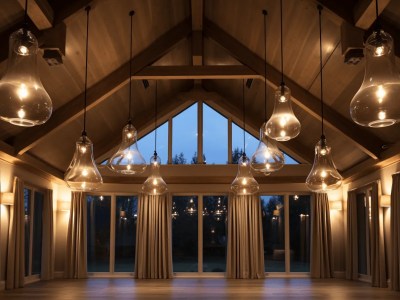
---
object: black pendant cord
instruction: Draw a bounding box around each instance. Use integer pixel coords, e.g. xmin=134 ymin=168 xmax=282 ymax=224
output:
xmin=318 ymin=5 xmax=324 ymax=140
xmin=154 ymin=81 xmax=158 ymax=156
xmin=82 ymin=6 xmax=90 ymax=137
xmin=128 ymin=10 xmax=134 ymax=123
xmin=374 ymin=0 xmax=381 ymax=31
xmin=263 ymin=9 xmax=267 ymax=122
xmin=242 ymin=79 xmax=246 ymax=157
xmin=279 ymin=0 xmax=284 ymax=86
xmin=23 ymin=0 xmax=28 ymax=30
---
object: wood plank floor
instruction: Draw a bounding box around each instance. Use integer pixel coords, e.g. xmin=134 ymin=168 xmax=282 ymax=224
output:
xmin=0 ymin=278 xmax=399 ymax=299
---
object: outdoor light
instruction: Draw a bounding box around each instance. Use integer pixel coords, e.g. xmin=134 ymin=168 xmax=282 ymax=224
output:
xmin=251 ymin=10 xmax=284 ymax=175
xmin=184 ymin=198 xmax=197 ymax=216
xmin=266 ymin=0 xmax=300 ymax=141
xmin=142 ymin=81 xmax=167 ymax=195
xmin=232 ymin=80 xmax=259 ymax=195
xmin=0 ymin=0 xmax=52 ymax=126
xmin=350 ymin=0 xmax=400 ymax=127
xmin=64 ymin=6 xmax=102 ymax=191
xmin=306 ymin=5 xmax=342 ymax=193
xmin=108 ymin=11 xmax=146 ymax=174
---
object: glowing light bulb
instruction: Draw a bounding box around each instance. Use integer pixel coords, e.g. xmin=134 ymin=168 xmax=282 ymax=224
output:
xmin=153 ymin=178 xmax=158 ymax=185
xmin=81 ymin=182 xmax=86 ymax=189
xmin=126 ymin=151 xmax=133 ymax=160
xmin=322 ymin=182 xmax=327 ymax=190
xmin=375 ymin=46 xmax=384 ymax=57
xmin=279 ymin=117 xmax=287 ymax=127
xmin=243 ymin=188 xmax=247 ymax=194
xmin=266 ymin=163 xmax=270 ymax=170
xmin=376 ymin=85 xmax=386 ymax=99
xmin=18 ymin=45 xmax=29 ymax=55
xmin=320 ymin=148 xmax=327 ymax=156
xmin=264 ymin=150 xmax=271 ymax=159
xmin=280 ymin=130 xmax=286 ymax=138
xmin=17 ymin=109 xmax=25 ymax=119
xmin=127 ymin=164 xmax=131 ymax=170
xmin=378 ymin=110 xmax=386 ymax=120
xmin=321 ymin=170 xmax=327 ymax=178
xmin=127 ymin=132 xmax=133 ymax=139
xmin=82 ymin=169 xmax=88 ymax=177
xmin=17 ymin=83 xmax=28 ymax=99
xmin=80 ymin=146 xmax=87 ymax=154
xmin=242 ymin=178 xmax=248 ymax=185
xmin=279 ymin=95 xmax=286 ymax=102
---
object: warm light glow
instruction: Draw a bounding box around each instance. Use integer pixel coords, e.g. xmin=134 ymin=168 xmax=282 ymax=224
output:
xmin=266 ymin=163 xmax=270 ymax=170
xmin=127 ymin=164 xmax=131 ymax=170
xmin=17 ymin=83 xmax=28 ymax=99
xmin=152 ymin=178 xmax=158 ymax=185
xmin=243 ymin=188 xmax=247 ymax=194
xmin=376 ymin=85 xmax=386 ymax=99
xmin=82 ymin=168 xmax=88 ymax=177
xmin=81 ymin=182 xmax=86 ymax=189
xmin=322 ymin=182 xmax=327 ymax=190
xmin=18 ymin=45 xmax=29 ymax=55
xmin=280 ymin=130 xmax=286 ymax=138
xmin=126 ymin=151 xmax=133 ymax=160
xmin=378 ymin=110 xmax=386 ymax=120
xmin=279 ymin=95 xmax=286 ymax=102
xmin=375 ymin=45 xmax=384 ymax=56
xmin=279 ymin=117 xmax=287 ymax=127
xmin=17 ymin=108 xmax=25 ymax=119
xmin=80 ymin=145 xmax=87 ymax=153
xmin=242 ymin=178 xmax=248 ymax=185
xmin=321 ymin=170 xmax=327 ymax=178
xmin=320 ymin=148 xmax=327 ymax=156
xmin=127 ymin=132 xmax=133 ymax=139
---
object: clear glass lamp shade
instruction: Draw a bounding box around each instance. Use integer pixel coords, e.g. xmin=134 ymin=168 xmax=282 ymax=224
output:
xmin=231 ymin=154 xmax=259 ymax=195
xmin=266 ymin=85 xmax=301 ymax=141
xmin=142 ymin=153 xmax=168 ymax=195
xmin=251 ymin=124 xmax=285 ymax=175
xmin=64 ymin=134 xmax=103 ymax=191
xmin=108 ymin=123 xmax=147 ymax=175
xmin=306 ymin=136 xmax=342 ymax=193
xmin=0 ymin=28 xmax=52 ymax=126
xmin=350 ymin=30 xmax=400 ymax=127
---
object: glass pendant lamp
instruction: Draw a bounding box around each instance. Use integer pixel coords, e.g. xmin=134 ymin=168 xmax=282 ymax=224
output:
xmin=64 ymin=6 xmax=102 ymax=191
xmin=108 ymin=11 xmax=146 ymax=175
xmin=266 ymin=0 xmax=300 ymax=141
xmin=306 ymin=5 xmax=342 ymax=193
xmin=142 ymin=81 xmax=167 ymax=195
xmin=251 ymin=10 xmax=284 ymax=175
xmin=0 ymin=0 xmax=52 ymax=126
xmin=232 ymin=80 xmax=259 ymax=195
xmin=350 ymin=0 xmax=400 ymax=127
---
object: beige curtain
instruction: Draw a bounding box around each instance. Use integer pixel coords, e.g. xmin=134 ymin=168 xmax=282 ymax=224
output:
xmin=226 ymin=194 xmax=264 ymax=279
xmin=391 ymin=173 xmax=400 ymax=291
xmin=65 ymin=192 xmax=87 ymax=279
xmin=6 ymin=177 xmax=25 ymax=290
xmin=345 ymin=190 xmax=358 ymax=280
xmin=135 ymin=193 xmax=173 ymax=279
xmin=310 ymin=193 xmax=333 ymax=278
xmin=370 ymin=182 xmax=387 ymax=287
xmin=41 ymin=189 xmax=54 ymax=280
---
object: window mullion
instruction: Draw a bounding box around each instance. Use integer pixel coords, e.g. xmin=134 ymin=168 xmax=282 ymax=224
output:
xmin=110 ymin=195 xmax=116 ymax=274
xmin=284 ymin=194 xmax=290 ymax=274
xmin=228 ymin=118 xmax=232 ymax=164
xmin=198 ymin=102 xmax=203 ymax=164
xmin=198 ymin=194 xmax=203 ymax=273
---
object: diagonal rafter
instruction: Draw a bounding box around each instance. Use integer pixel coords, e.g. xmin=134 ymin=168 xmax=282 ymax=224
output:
xmin=11 ymin=18 xmax=192 ymax=155
xmin=203 ymin=18 xmax=384 ymax=160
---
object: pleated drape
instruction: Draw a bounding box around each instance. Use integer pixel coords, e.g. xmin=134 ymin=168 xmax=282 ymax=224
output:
xmin=370 ymin=182 xmax=387 ymax=287
xmin=310 ymin=193 xmax=333 ymax=278
xmin=135 ymin=193 xmax=173 ymax=279
xmin=41 ymin=189 xmax=54 ymax=280
xmin=345 ymin=190 xmax=358 ymax=280
xmin=6 ymin=177 xmax=25 ymax=290
xmin=64 ymin=192 xmax=87 ymax=279
xmin=226 ymin=194 xmax=264 ymax=279
xmin=391 ymin=173 xmax=400 ymax=291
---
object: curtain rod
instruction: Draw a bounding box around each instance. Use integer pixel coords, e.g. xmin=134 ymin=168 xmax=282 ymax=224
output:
xmin=347 ymin=179 xmax=380 ymax=193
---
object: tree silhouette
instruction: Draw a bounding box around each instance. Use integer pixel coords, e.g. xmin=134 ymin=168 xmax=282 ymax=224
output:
xmin=231 ymin=147 xmax=244 ymax=164
xmin=172 ymin=152 xmax=187 ymax=164
xmin=191 ymin=152 xmax=206 ymax=164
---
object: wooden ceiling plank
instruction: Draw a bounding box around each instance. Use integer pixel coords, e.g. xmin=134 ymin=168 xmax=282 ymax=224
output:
xmin=203 ymin=18 xmax=384 ymax=160
xmin=353 ymin=0 xmax=391 ymax=30
xmin=12 ymin=18 xmax=192 ymax=155
xmin=133 ymin=65 xmax=261 ymax=79
xmin=17 ymin=0 xmax=54 ymax=30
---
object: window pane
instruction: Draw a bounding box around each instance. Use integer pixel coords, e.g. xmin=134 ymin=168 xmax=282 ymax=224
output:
xmin=203 ymin=196 xmax=228 ymax=272
xmin=289 ymin=195 xmax=310 ymax=272
xmin=232 ymin=122 xmax=258 ymax=163
xmin=115 ymin=195 xmax=138 ymax=272
xmin=356 ymin=193 xmax=368 ymax=275
xmin=203 ymin=104 xmax=228 ymax=164
xmin=138 ymin=122 xmax=168 ymax=165
xmin=172 ymin=104 xmax=197 ymax=164
xmin=172 ymin=196 xmax=198 ymax=272
xmin=24 ymin=188 xmax=31 ymax=277
xmin=261 ymin=195 xmax=285 ymax=272
xmin=87 ymin=195 xmax=111 ymax=272
xmin=32 ymin=191 xmax=43 ymax=275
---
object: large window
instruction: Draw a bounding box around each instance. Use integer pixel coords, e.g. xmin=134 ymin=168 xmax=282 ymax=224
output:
xmin=138 ymin=122 xmax=168 ymax=164
xmin=86 ymin=194 xmax=138 ymax=274
xmin=261 ymin=194 xmax=311 ymax=273
xmin=24 ymin=187 xmax=44 ymax=277
xmin=261 ymin=195 xmax=285 ymax=272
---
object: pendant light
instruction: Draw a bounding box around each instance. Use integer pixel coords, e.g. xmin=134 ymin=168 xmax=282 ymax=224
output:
xmin=108 ymin=11 xmax=146 ymax=175
xmin=251 ymin=10 xmax=284 ymax=175
xmin=350 ymin=0 xmax=400 ymax=127
xmin=266 ymin=0 xmax=300 ymax=141
xmin=64 ymin=6 xmax=102 ymax=192
xmin=142 ymin=81 xmax=168 ymax=195
xmin=306 ymin=5 xmax=342 ymax=193
xmin=0 ymin=0 xmax=52 ymax=126
xmin=231 ymin=80 xmax=259 ymax=195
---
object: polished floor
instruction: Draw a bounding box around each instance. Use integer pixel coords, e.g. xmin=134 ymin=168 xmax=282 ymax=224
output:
xmin=0 ymin=278 xmax=399 ymax=299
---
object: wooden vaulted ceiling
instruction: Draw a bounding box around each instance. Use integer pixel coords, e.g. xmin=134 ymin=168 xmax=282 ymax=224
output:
xmin=0 ymin=0 xmax=400 ymax=184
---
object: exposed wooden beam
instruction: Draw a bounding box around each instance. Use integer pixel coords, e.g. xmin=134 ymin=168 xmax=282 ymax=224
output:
xmin=353 ymin=0 xmax=390 ymax=30
xmin=191 ymin=0 xmax=204 ymax=86
xmin=318 ymin=0 xmax=355 ymax=24
xmin=17 ymin=0 xmax=54 ymax=30
xmin=133 ymin=65 xmax=261 ymax=80
xmin=12 ymin=18 xmax=192 ymax=155
xmin=203 ymin=18 xmax=385 ymax=160
xmin=51 ymin=0 xmax=93 ymax=25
